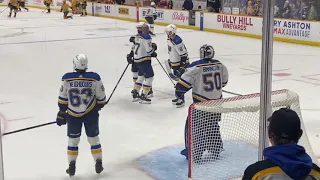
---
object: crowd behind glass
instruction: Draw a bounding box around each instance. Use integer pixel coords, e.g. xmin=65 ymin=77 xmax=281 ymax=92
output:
xmin=85 ymin=0 xmax=320 ymax=21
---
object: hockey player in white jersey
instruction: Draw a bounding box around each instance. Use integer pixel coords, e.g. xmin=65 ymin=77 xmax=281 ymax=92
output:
xmin=127 ymin=22 xmax=153 ymax=98
xmin=164 ymin=24 xmax=189 ymax=81
xmin=145 ymin=2 xmax=157 ymax=35
xmin=173 ymin=44 xmax=228 ymax=162
xmin=56 ymin=54 xmax=106 ymax=177
xmin=131 ymin=24 xmax=157 ymax=104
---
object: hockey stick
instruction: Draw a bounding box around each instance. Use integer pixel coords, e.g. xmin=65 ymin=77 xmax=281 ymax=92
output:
xmin=3 ymin=121 xmax=55 ymax=136
xmin=105 ymin=63 xmax=130 ymax=105
xmin=155 ymin=57 xmax=175 ymax=86
xmin=222 ymin=90 xmax=242 ymax=96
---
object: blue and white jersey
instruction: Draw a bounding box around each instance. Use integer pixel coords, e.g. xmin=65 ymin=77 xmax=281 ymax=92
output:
xmin=176 ymin=59 xmax=228 ymax=103
xmin=134 ymin=33 xmax=154 ymax=63
xmin=58 ymin=72 xmax=106 ymax=117
xmin=145 ymin=7 xmax=156 ymax=17
xmin=167 ymin=35 xmax=189 ymax=67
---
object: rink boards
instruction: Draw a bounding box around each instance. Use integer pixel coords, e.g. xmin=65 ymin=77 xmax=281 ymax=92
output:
xmin=1 ymin=0 xmax=319 ymax=47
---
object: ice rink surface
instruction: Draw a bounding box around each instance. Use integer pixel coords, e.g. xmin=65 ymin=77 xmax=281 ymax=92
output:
xmin=0 ymin=7 xmax=319 ymax=180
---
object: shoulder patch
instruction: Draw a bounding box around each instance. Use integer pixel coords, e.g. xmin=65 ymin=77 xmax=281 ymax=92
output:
xmin=140 ymin=34 xmax=151 ymax=40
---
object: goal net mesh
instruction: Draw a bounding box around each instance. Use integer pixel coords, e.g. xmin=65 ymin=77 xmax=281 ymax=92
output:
xmin=187 ymin=89 xmax=317 ymax=180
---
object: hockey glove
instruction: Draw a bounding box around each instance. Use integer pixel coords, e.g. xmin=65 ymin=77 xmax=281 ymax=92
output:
xmin=60 ymin=9 xmax=62 ymax=12
xmin=152 ymin=43 xmax=157 ymax=51
xmin=151 ymin=52 xmax=157 ymax=57
xmin=127 ymin=51 xmax=134 ymax=64
xmin=153 ymin=15 xmax=157 ymax=20
xmin=95 ymin=102 xmax=105 ymax=111
xmin=8 ymin=3 xmax=11 ymax=7
xmin=56 ymin=111 xmax=67 ymax=126
xmin=129 ymin=36 xmax=135 ymax=43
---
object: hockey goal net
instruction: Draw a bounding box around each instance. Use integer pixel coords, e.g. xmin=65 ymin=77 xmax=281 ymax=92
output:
xmin=187 ymin=89 xmax=317 ymax=180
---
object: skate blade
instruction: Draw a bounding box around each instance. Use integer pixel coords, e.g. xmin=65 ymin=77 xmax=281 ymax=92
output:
xmin=139 ymin=101 xmax=151 ymax=104
xmin=176 ymin=103 xmax=185 ymax=108
xmin=132 ymin=98 xmax=140 ymax=102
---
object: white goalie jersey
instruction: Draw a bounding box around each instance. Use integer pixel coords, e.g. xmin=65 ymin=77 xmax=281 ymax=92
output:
xmin=58 ymin=72 xmax=106 ymax=117
xmin=134 ymin=34 xmax=154 ymax=63
xmin=167 ymin=35 xmax=188 ymax=67
xmin=177 ymin=59 xmax=228 ymax=103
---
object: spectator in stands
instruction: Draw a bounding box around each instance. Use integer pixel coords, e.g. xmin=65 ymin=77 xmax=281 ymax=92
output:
xmin=168 ymin=0 xmax=173 ymax=9
xmin=246 ymin=1 xmax=254 ymax=15
xmin=207 ymin=0 xmax=221 ymax=12
xmin=282 ymin=0 xmax=292 ymax=18
xmin=253 ymin=0 xmax=262 ymax=16
xmin=183 ymin=0 xmax=193 ymax=10
xmin=307 ymin=0 xmax=317 ymax=20
xmin=242 ymin=108 xmax=320 ymax=180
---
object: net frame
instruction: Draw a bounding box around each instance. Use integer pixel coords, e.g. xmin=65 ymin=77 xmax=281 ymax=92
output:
xmin=187 ymin=89 xmax=317 ymax=179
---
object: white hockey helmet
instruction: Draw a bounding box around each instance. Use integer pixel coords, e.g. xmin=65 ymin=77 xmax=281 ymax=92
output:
xmin=199 ymin=44 xmax=215 ymax=59
xmin=165 ymin=24 xmax=177 ymax=39
xmin=73 ymin=54 xmax=88 ymax=71
xmin=137 ymin=22 xmax=145 ymax=28
xmin=151 ymin=2 xmax=156 ymax=6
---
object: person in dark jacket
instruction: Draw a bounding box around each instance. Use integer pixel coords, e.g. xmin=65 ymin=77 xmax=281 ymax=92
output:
xmin=242 ymin=108 xmax=320 ymax=180
xmin=182 ymin=0 xmax=193 ymax=10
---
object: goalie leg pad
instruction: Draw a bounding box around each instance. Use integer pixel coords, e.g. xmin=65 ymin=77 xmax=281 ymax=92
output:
xmin=68 ymin=137 xmax=80 ymax=163
xmin=88 ymin=136 xmax=103 ymax=161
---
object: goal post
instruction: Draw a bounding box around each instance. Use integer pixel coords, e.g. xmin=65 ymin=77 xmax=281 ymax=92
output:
xmin=187 ymin=89 xmax=317 ymax=180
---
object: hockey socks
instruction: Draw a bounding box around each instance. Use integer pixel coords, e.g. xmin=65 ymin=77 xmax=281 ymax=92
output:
xmin=67 ymin=137 xmax=80 ymax=162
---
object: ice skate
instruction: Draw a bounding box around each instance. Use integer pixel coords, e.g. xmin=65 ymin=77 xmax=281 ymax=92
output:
xmin=139 ymin=94 xmax=151 ymax=104
xmin=147 ymin=88 xmax=153 ymax=98
xmin=131 ymin=89 xmax=140 ymax=102
xmin=95 ymin=159 xmax=104 ymax=174
xmin=172 ymin=98 xmax=185 ymax=108
xmin=66 ymin=161 xmax=76 ymax=177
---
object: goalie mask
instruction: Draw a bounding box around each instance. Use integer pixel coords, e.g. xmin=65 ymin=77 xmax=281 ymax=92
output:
xmin=73 ymin=54 xmax=88 ymax=71
xmin=199 ymin=44 xmax=215 ymax=59
xmin=164 ymin=24 xmax=177 ymax=39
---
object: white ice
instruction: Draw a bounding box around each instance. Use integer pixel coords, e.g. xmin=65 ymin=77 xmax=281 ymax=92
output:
xmin=0 ymin=7 xmax=319 ymax=180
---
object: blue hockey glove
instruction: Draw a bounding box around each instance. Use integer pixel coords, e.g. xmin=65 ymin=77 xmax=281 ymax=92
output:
xmin=56 ymin=111 xmax=67 ymax=126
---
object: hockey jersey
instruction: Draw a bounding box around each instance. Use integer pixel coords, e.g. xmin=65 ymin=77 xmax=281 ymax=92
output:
xmin=175 ymin=59 xmax=228 ymax=103
xmin=133 ymin=34 xmax=154 ymax=63
xmin=167 ymin=35 xmax=189 ymax=67
xmin=58 ymin=72 xmax=106 ymax=117
xmin=145 ymin=7 xmax=156 ymax=17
